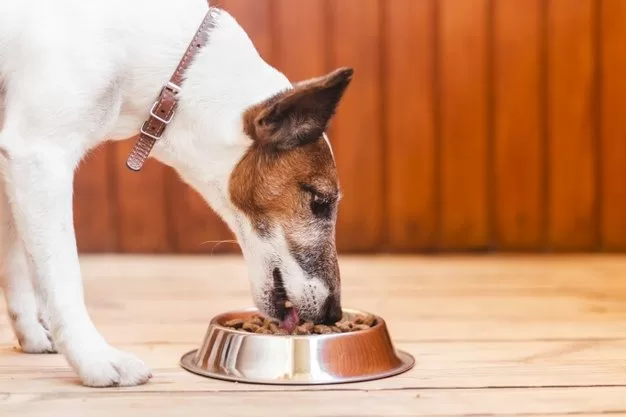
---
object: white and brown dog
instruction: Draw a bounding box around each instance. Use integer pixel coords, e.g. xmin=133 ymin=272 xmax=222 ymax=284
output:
xmin=0 ymin=0 xmax=352 ymax=387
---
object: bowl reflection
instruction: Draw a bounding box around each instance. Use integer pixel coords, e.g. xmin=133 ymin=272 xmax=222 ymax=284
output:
xmin=180 ymin=308 xmax=415 ymax=385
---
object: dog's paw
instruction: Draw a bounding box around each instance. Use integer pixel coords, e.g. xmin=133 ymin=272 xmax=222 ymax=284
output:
xmin=74 ymin=347 xmax=153 ymax=387
xmin=16 ymin=321 xmax=57 ymax=354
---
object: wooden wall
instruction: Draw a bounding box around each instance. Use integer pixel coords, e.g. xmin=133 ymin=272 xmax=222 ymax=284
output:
xmin=73 ymin=0 xmax=626 ymax=254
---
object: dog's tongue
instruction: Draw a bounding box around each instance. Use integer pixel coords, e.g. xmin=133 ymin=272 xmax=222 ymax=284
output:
xmin=279 ymin=307 xmax=300 ymax=333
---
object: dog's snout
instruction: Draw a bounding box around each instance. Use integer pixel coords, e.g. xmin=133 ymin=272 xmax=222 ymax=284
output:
xmin=321 ymin=294 xmax=342 ymax=324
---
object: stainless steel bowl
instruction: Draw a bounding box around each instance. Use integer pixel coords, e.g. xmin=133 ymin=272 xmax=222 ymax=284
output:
xmin=179 ymin=308 xmax=415 ymax=385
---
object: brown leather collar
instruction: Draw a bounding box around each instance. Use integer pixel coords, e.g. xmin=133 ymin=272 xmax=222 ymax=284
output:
xmin=126 ymin=9 xmax=217 ymax=171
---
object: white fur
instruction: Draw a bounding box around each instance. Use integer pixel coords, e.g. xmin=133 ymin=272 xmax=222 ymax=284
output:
xmin=242 ymin=223 xmax=330 ymax=319
xmin=0 ymin=0 xmax=338 ymax=387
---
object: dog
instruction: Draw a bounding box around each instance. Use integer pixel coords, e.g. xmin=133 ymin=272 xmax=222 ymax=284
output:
xmin=0 ymin=0 xmax=353 ymax=387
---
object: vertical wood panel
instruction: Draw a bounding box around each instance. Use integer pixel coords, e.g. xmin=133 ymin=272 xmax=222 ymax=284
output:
xmin=493 ymin=0 xmax=543 ymax=250
xmin=273 ymin=0 xmax=325 ymax=81
xmin=384 ymin=0 xmax=437 ymax=251
xmin=601 ymin=0 xmax=626 ymax=250
xmin=547 ymin=0 xmax=597 ymax=250
xmin=165 ymin=0 xmax=277 ymax=254
xmin=439 ymin=0 xmax=489 ymax=250
xmin=328 ymin=0 xmax=383 ymax=252
xmin=114 ymin=140 xmax=172 ymax=253
xmin=74 ymin=143 xmax=116 ymax=252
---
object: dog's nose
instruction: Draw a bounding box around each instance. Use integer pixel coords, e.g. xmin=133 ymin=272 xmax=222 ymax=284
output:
xmin=321 ymin=294 xmax=342 ymax=324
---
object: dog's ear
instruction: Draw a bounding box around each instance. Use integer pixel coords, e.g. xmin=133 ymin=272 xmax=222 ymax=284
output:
xmin=245 ymin=67 xmax=353 ymax=151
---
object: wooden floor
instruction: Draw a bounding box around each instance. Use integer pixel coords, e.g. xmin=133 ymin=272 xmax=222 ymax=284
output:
xmin=1 ymin=255 xmax=626 ymax=416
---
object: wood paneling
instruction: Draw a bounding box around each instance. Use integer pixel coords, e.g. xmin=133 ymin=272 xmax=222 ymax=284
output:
xmin=384 ymin=0 xmax=437 ymax=251
xmin=493 ymin=0 xmax=543 ymax=250
xmin=327 ymin=0 xmax=383 ymax=252
xmin=547 ymin=0 xmax=597 ymax=250
xmin=114 ymin=139 xmax=172 ymax=253
xmin=70 ymin=0 xmax=626 ymax=254
xmin=601 ymin=0 xmax=626 ymax=250
xmin=439 ymin=0 xmax=489 ymax=250
xmin=273 ymin=0 xmax=326 ymax=81
xmin=73 ymin=143 xmax=116 ymax=252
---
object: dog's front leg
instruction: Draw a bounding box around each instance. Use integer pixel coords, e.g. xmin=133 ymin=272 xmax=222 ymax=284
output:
xmin=1 ymin=145 xmax=152 ymax=387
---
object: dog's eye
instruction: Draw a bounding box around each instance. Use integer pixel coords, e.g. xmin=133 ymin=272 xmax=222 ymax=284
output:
xmin=300 ymin=183 xmax=337 ymax=219
xmin=310 ymin=192 xmax=333 ymax=219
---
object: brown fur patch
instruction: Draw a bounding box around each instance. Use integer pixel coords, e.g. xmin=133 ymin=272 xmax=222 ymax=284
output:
xmin=229 ymin=137 xmax=338 ymax=235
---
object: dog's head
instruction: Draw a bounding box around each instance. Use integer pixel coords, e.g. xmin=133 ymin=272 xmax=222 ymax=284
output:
xmin=224 ymin=67 xmax=352 ymax=329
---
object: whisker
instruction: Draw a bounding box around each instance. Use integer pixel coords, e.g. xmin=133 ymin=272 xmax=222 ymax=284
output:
xmin=199 ymin=239 xmax=240 ymax=255
xmin=200 ymin=239 xmax=238 ymax=245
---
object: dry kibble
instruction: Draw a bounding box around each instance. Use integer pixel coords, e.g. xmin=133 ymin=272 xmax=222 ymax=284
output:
xmin=313 ymin=325 xmax=332 ymax=335
xmin=242 ymin=322 xmax=260 ymax=332
xmin=335 ymin=321 xmax=352 ymax=332
xmin=250 ymin=315 xmax=265 ymax=327
xmin=363 ymin=315 xmax=377 ymax=327
xmin=294 ymin=325 xmax=311 ymax=335
xmin=224 ymin=318 xmax=244 ymax=329
xmin=223 ymin=313 xmax=377 ymax=335
xmin=268 ymin=322 xmax=280 ymax=333
xmin=301 ymin=321 xmax=314 ymax=332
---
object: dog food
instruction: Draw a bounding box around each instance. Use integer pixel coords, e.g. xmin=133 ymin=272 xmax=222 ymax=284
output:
xmin=223 ymin=313 xmax=377 ymax=335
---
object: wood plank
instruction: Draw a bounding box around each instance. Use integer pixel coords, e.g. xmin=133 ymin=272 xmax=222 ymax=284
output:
xmin=601 ymin=0 xmax=626 ymax=250
xmin=273 ymin=0 xmax=325 ymax=81
xmin=547 ymin=0 xmax=597 ymax=250
xmin=492 ymin=0 xmax=544 ymax=250
xmin=438 ymin=0 xmax=489 ymax=250
xmin=384 ymin=0 xmax=437 ymax=251
xmin=113 ymin=140 xmax=172 ymax=253
xmin=1 ymin=387 xmax=626 ymax=417
xmin=327 ymin=0 xmax=383 ymax=252
xmin=73 ymin=143 xmax=116 ymax=252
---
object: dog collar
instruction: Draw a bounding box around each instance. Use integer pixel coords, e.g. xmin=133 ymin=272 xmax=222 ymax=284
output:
xmin=126 ymin=9 xmax=217 ymax=171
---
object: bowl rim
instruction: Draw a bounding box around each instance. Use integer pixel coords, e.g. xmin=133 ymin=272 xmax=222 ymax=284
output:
xmin=208 ymin=307 xmax=386 ymax=338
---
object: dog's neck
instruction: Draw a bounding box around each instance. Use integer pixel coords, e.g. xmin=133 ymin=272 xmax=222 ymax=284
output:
xmin=146 ymin=9 xmax=293 ymax=235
